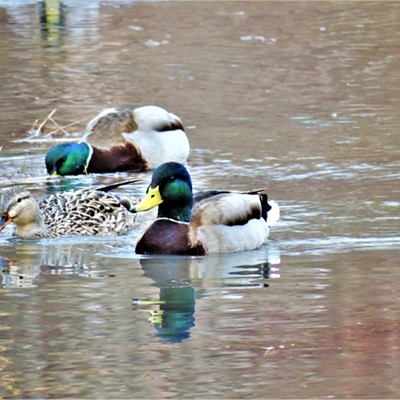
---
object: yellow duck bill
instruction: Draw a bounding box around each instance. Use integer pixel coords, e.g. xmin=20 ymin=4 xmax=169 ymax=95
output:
xmin=131 ymin=186 xmax=163 ymax=212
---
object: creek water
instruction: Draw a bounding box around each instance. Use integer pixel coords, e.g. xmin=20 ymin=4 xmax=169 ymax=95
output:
xmin=0 ymin=1 xmax=399 ymax=398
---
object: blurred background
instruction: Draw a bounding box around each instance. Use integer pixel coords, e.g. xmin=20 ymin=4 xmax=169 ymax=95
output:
xmin=0 ymin=1 xmax=399 ymax=398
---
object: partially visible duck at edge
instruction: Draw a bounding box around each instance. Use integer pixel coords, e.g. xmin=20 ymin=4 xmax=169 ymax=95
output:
xmin=131 ymin=162 xmax=280 ymax=255
xmin=45 ymin=105 xmax=189 ymax=176
xmin=0 ymin=179 xmax=139 ymax=238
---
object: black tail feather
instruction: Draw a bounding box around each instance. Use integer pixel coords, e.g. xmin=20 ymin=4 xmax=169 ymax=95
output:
xmin=259 ymin=191 xmax=272 ymax=221
xmin=95 ymin=178 xmax=141 ymax=193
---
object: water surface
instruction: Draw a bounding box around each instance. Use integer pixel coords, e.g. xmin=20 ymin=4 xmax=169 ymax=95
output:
xmin=0 ymin=1 xmax=399 ymax=398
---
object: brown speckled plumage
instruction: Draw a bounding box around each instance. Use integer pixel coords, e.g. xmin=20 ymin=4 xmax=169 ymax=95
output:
xmin=40 ymin=190 xmax=137 ymax=237
xmin=0 ymin=185 xmax=139 ymax=239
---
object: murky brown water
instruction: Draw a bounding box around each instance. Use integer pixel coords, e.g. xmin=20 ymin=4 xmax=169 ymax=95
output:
xmin=0 ymin=1 xmax=399 ymax=398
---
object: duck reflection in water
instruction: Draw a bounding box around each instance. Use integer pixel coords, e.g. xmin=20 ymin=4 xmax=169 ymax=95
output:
xmin=142 ymin=286 xmax=196 ymax=344
xmin=134 ymin=250 xmax=277 ymax=343
xmin=0 ymin=240 xmax=115 ymax=289
xmin=0 ymin=255 xmax=41 ymax=289
xmin=40 ymin=0 xmax=65 ymax=48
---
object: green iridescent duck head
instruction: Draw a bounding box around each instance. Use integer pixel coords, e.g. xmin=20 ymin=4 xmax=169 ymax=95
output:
xmin=45 ymin=142 xmax=92 ymax=176
xmin=132 ymin=162 xmax=193 ymax=222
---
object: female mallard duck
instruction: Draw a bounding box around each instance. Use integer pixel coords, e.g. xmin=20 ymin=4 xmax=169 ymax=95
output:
xmin=45 ymin=105 xmax=190 ymax=176
xmin=131 ymin=162 xmax=280 ymax=255
xmin=0 ymin=180 xmax=139 ymax=238
xmin=0 ymin=186 xmax=25 ymax=213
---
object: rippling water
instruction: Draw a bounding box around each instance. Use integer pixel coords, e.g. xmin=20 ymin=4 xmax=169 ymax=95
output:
xmin=0 ymin=1 xmax=399 ymax=398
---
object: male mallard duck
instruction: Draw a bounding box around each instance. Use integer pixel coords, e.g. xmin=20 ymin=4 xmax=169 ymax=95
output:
xmin=45 ymin=105 xmax=190 ymax=176
xmin=131 ymin=162 xmax=280 ymax=255
xmin=0 ymin=180 xmax=139 ymax=238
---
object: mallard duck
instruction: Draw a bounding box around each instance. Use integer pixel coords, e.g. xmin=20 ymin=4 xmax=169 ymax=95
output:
xmin=0 ymin=180 xmax=139 ymax=238
xmin=45 ymin=105 xmax=190 ymax=176
xmin=131 ymin=162 xmax=280 ymax=255
xmin=0 ymin=186 xmax=25 ymax=213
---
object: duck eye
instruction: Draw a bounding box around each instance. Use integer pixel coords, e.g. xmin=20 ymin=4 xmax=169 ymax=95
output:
xmin=55 ymin=156 xmax=67 ymax=170
xmin=169 ymin=176 xmax=175 ymax=183
xmin=17 ymin=198 xmax=22 ymax=203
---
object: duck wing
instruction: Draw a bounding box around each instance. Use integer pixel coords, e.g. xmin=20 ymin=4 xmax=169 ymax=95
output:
xmin=191 ymin=189 xmax=277 ymax=253
xmin=192 ymin=189 xmax=271 ymax=227
xmin=81 ymin=108 xmax=137 ymax=148
xmin=40 ymin=190 xmax=137 ymax=236
xmin=130 ymin=105 xmax=184 ymax=133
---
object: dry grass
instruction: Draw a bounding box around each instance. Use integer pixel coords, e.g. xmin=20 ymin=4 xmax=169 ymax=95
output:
xmin=29 ymin=109 xmax=87 ymax=138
